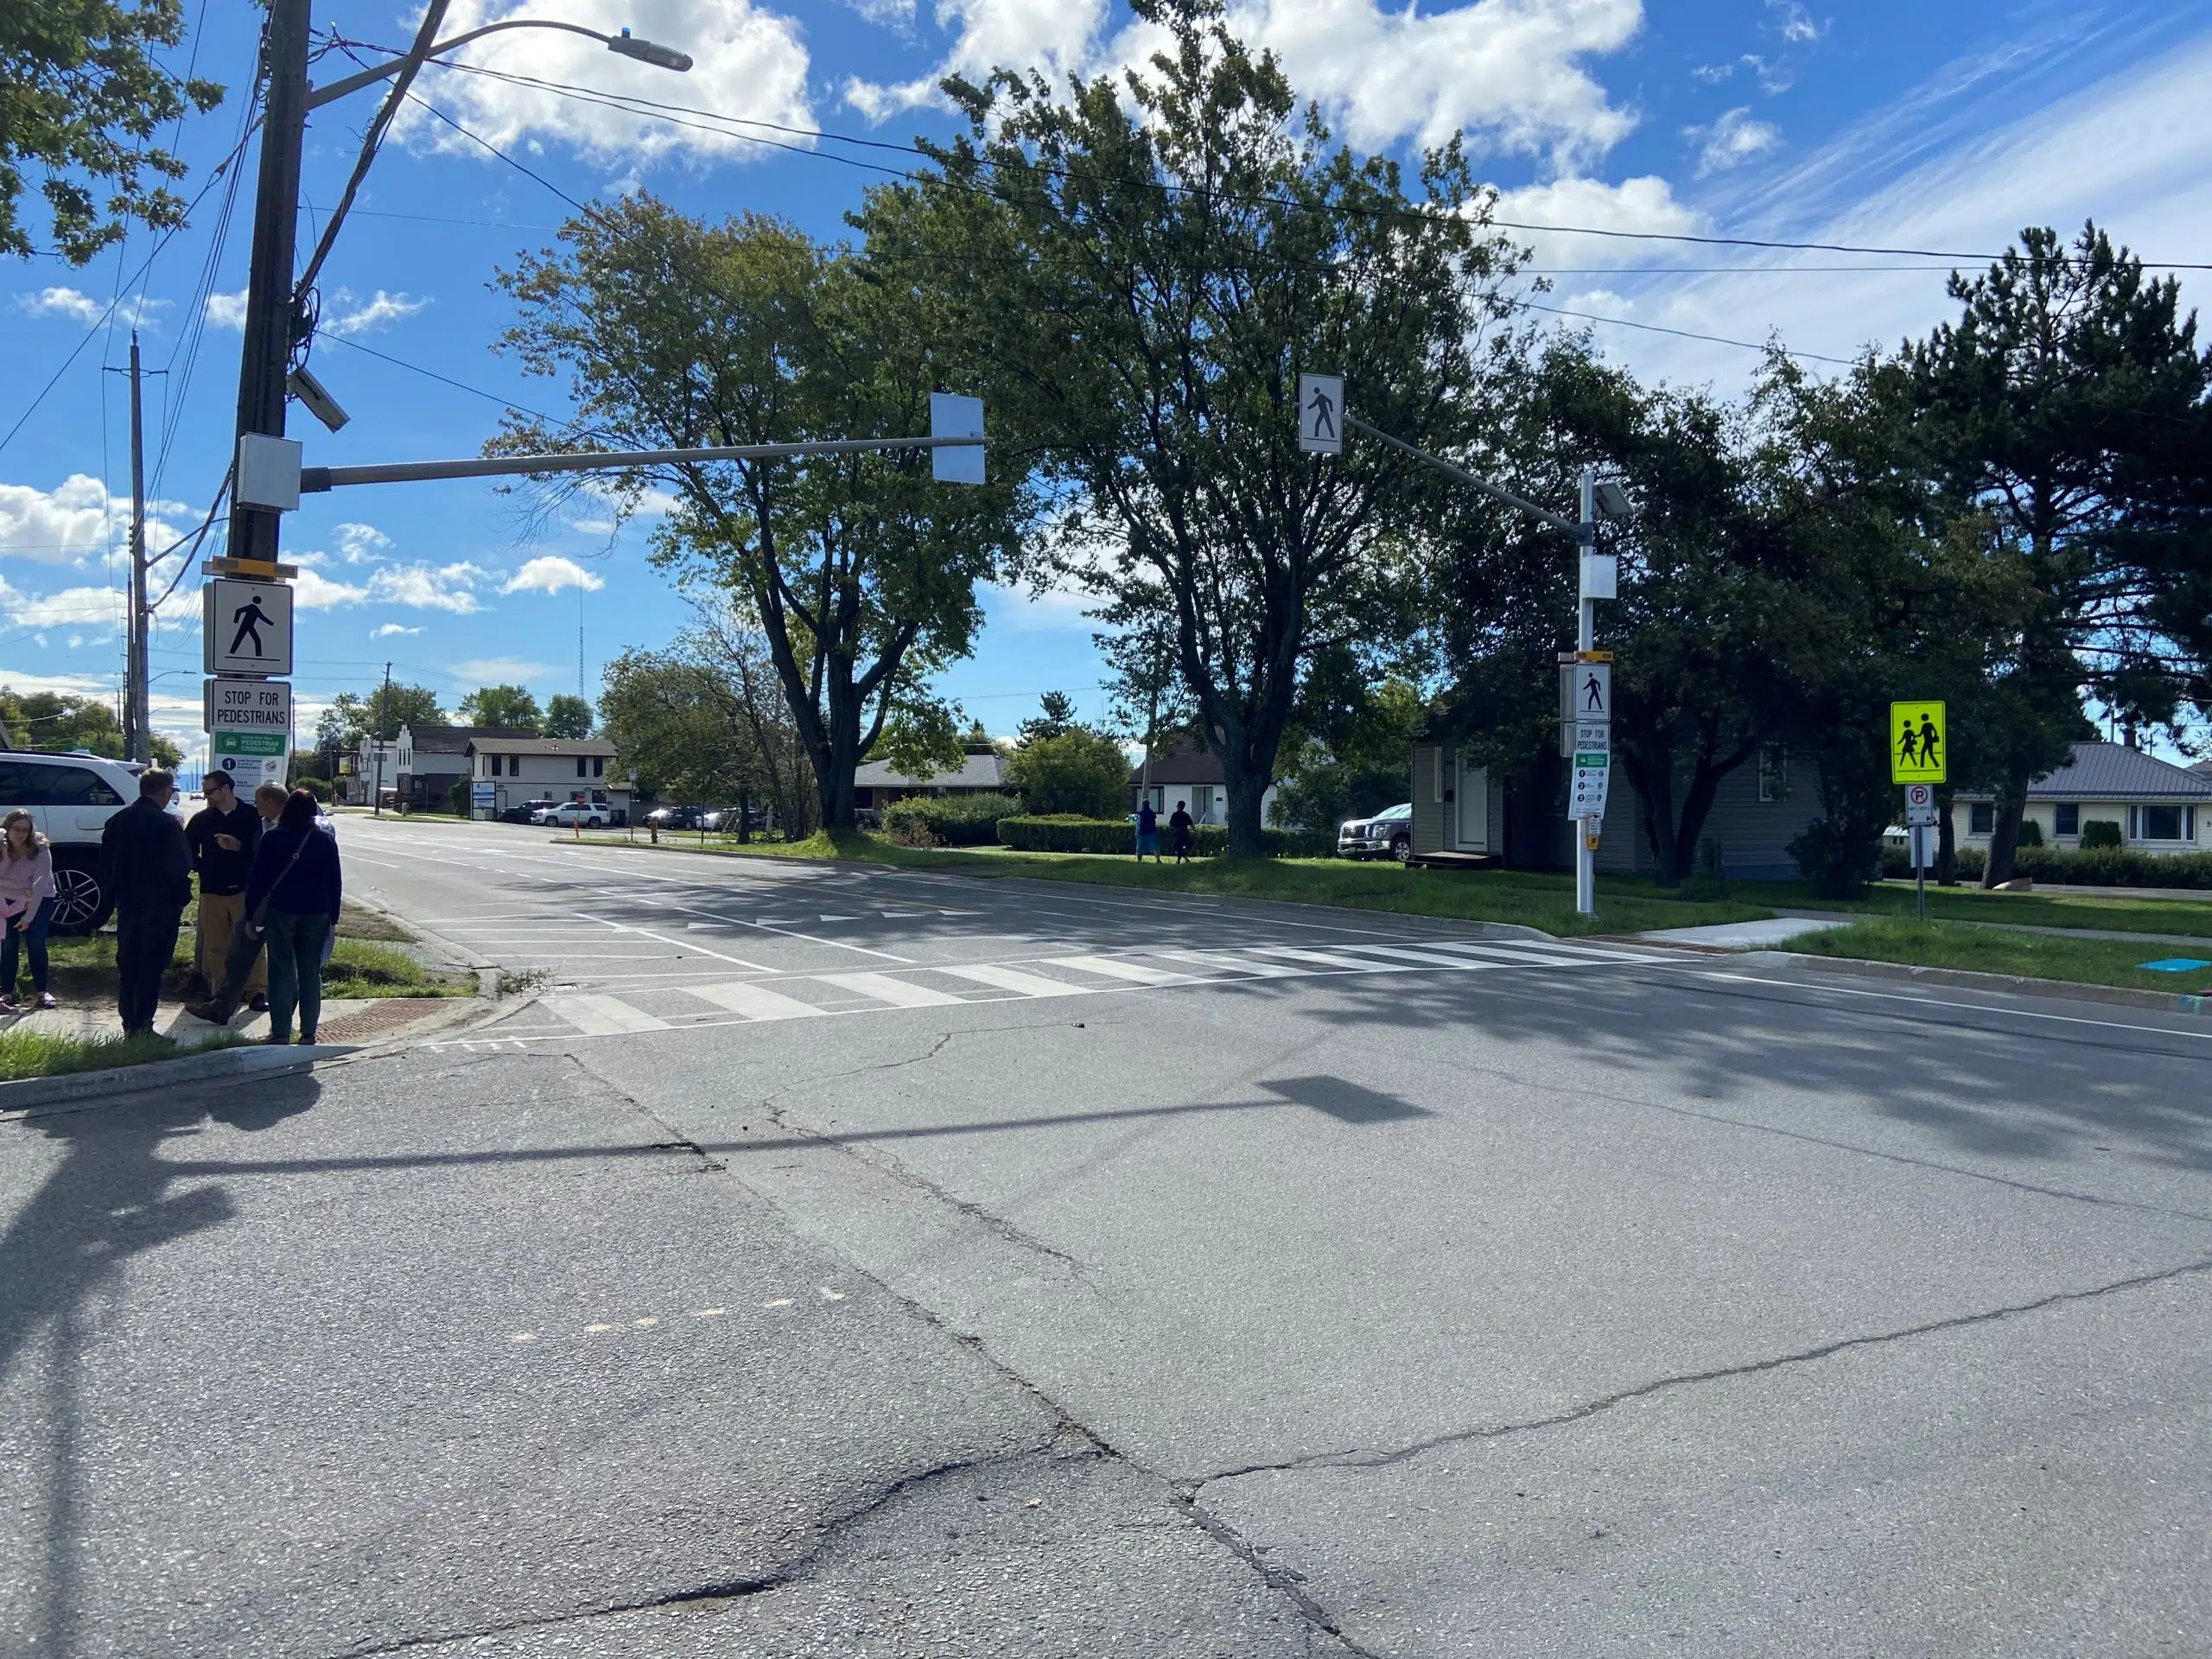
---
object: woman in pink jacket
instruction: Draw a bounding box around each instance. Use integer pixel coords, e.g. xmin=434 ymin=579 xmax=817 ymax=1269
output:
xmin=1 ymin=808 xmax=59 ymax=1012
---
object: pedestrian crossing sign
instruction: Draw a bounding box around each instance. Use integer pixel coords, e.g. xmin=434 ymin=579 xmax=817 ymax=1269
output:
xmin=1890 ymin=700 xmax=1947 ymax=783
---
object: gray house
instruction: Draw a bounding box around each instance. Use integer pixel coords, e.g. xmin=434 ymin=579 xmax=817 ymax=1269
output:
xmin=1408 ymin=729 xmax=1822 ymax=880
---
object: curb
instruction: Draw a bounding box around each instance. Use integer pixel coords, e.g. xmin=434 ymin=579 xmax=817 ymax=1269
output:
xmin=1732 ymin=949 xmax=2212 ymax=1018
xmin=0 ymin=1041 xmax=335 ymax=1118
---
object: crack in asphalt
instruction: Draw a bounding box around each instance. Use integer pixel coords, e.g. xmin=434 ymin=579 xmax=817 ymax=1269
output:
xmin=1188 ymin=1251 xmax=2212 ymax=1489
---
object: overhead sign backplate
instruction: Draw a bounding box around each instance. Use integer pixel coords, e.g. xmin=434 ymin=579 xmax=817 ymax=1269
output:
xmin=1890 ymin=700 xmax=1947 ymax=784
xmin=203 ymin=578 xmax=294 ymax=677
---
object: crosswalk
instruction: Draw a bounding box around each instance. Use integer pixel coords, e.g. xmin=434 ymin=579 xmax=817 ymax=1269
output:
xmin=443 ymin=935 xmax=1666 ymax=1048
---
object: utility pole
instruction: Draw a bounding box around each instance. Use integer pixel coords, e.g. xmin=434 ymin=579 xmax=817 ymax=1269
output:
xmin=106 ymin=333 xmax=160 ymax=763
xmin=372 ymin=659 xmax=391 ymax=817
xmin=227 ymin=0 xmax=312 ymax=567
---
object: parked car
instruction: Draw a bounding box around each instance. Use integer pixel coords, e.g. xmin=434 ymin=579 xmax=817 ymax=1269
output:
xmin=0 ymin=749 xmax=144 ymax=933
xmin=645 ymin=804 xmax=708 ymax=830
xmin=1338 ymin=802 xmax=1414 ymax=862
xmin=543 ymin=799 xmax=609 ymax=830
xmin=498 ymin=798 xmax=557 ymax=824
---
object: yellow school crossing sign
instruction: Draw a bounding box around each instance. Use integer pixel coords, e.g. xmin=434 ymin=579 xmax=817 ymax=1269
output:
xmin=1890 ymin=700 xmax=1947 ymax=783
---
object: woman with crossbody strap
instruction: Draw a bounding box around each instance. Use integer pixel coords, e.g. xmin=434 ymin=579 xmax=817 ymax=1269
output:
xmin=242 ymin=790 xmax=344 ymax=1045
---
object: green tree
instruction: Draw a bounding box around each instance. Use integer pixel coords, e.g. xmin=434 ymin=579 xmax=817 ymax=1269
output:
xmin=493 ymin=199 xmax=1027 ymax=828
xmin=1017 ymin=690 xmax=1080 ymax=746
xmin=0 ymin=684 xmax=125 ymax=753
xmin=1909 ymin=223 xmax=2212 ymax=885
xmin=315 ymin=683 xmax=445 ymax=749
xmin=457 ymin=684 xmax=543 ymax=733
xmin=1268 ymin=657 xmax=1421 ymax=830
xmin=872 ymin=0 xmax=1508 ymax=854
xmin=1006 ymin=727 xmax=1131 ymax=817
xmin=543 ymin=693 xmax=594 ymax=738
xmin=3 ymin=0 xmax=224 ymax=263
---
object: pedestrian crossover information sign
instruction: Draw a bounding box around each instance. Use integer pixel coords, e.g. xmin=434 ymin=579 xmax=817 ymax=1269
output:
xmin=211 ymin=728 xmax=287 ymax=792
xmin=1890 ymin=699 xmax=1947 ymax=783
xmin=202 ymin=577 xmax=294 ymax=677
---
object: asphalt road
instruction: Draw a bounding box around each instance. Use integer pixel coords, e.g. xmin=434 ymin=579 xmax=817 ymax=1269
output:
xmin=3 ymin=814 xmax=2207 ymax=1656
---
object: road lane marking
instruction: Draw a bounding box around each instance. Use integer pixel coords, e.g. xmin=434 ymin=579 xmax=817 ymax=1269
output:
xmin=543 ymin=995 xmax=671 ymax=1035
xmin=1700 ymin=970 xmax=2212 ymax=1041
xmin=1333 ymin=943 xmax=1507 ymax=969
xmin=815 ymin=970 xmax=964 ymax=1008
xmin=1251 ymin=945 xmax=1428 ymax=971
xmin=1049 ymin=954 xmax=1195 ymax=985
xmin=646 ymin=900 xmax=917 ymax=964
xmin=582 ymin=912 xmax=770 ymax=972
xmin=938 ymin=963 xmax=1088 ymax=999
xmin=682 ymin=980 xmax=831 ymax=1021
xmin=1157 ymin=950 xmax=1313 ymax=979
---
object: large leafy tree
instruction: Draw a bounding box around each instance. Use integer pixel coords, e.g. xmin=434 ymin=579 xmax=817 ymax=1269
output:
xmin=457 ymin=683 xmax=543 ymax=733
xmin=2 ymin=0 xmax=224 ymax=263
xmin=542 ymin=693 xmax=594 ymax=739
xmin=494 ymin=199 xmax=1027 ymax=828
xmin=868 ymin=0 xmax=1509 ymax=854
xmin=314 ymin=683 xmax=445 ymax=751
xmin=1910 ymin=223 xmax=2212 ymax=885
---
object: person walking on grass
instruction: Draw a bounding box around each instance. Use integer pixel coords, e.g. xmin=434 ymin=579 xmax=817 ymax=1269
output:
xmin=187 ymin=772 xmax=264 ymax=1007
xmin=1135 ymin=798 xmax=1161 ymax=863
xmin=0 ymin=810 xmax=58 ymax=1014
xmin=98 ymin=766 xmax=191 ymax=1037
xmin=1169 ymin=799 xmax=1195 ymax=865
xmin=242 ymin=788 xmax=343 ymax=1046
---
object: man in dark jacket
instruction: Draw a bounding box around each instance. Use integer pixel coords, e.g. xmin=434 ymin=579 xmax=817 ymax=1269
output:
xmin=99 ymin=766 xmax=192 ymax=1035
xmin=185 ymin=771 xmax=265 ymax=1006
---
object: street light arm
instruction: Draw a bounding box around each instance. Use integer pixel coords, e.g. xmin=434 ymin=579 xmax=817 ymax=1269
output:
xmin=1342 ymin=415 xmax=1583 ymax=538
xmin=306 ymin=22 xmax=689 ymax=110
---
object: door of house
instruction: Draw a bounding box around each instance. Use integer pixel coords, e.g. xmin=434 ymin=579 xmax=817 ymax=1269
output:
xmin=1455 ymin=757 xmax=1489 ymax=850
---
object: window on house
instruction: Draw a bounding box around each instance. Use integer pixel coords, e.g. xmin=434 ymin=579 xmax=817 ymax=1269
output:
xmin=576 ymin=757 xmax=588 ymax=779
xmin=2135 ymin=804 xmax=2184 ymax=841
xmin=1758 ymin=744 xmax=1789 ymax=803
xmin=2054 ymin=803 xmax=2079 ymax=837
xmin=1192 ymin=785 xmax=1214 ymax=821
xmin=487 ymin=754 xmax=501 ymax=777
xmin=1969 ymin=803 xmax=1994 ymax=835
xmin=593 ymin=756 xmax=605 ymax=778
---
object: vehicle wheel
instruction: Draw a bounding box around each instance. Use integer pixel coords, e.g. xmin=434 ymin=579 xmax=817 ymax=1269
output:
xmin=586 ymin=817 xmax=602 ymax=829
xmin=1391 ymin=836 xmax=1412 ymax=864
xmin=48 ymin=855 xmax=111 ymax=935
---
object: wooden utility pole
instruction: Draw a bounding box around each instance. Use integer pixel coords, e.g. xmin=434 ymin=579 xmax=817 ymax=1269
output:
xmin=106 ymin=332 xmax=157 ymax=763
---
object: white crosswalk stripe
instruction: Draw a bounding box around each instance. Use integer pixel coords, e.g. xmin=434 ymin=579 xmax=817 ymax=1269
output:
xmin=1156 ymin=950 xmax=1312 ymax=979
xmin=813 ymin=971 xmax=965 ymax=1008
xmin=543 ymin=994 xmax=671 ymax=1035
xmin=682 ymin=981 xmax=830 ymax=1021
xmin=938 ymin=963 xmax=1087 ymax=999
xmin=1048 ymin=954 xmax=1196 ymax=986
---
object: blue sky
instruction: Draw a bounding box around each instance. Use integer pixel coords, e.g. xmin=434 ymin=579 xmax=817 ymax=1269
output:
xmin=5 ymin=0 xmax=2210 ymax=759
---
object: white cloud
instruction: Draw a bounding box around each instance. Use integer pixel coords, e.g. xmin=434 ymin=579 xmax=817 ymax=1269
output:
xmin=293 ymin=569 xmax=371 ymax=609
xmin=398 ymin=0 xmax=813 ymax=167
xmin=373 ymin=623 xmax=423 ymax=637
xmin=849 ymin=0 xmax=1643 ymax=169
xmin=0 ymin=669 xmax=111 ymax=698
xmin=985 ymin=576 xmax=1096 ymax=632
xmin=322 ymin=289 xmax=431 ymax=336
xmin=0 ymin=474 xmax=197 ymax=568
xmin=203 ymin=289 xmax=248 ymax=329
xmin=13 ymin=286 xmax=169 ymax=327
xmin=365 ymin=561 xmax=489 ymax=613
xmin=500 ymin=555 xmax=606 ymax=595
xmin=1491 ymin=175 xmax=1704 ymax=269
xmin=1768 ymin=1 xmax=1821 ymax=46
xmin=334 ymin=523 xmax=392 ymax=563
xmin=454 ymin=658 xmax=556 ymax=684
xmin=1691 ymin=107 xmax=1781 ymax=176
xmin=0 ymin=575 xmax=124 ymax=632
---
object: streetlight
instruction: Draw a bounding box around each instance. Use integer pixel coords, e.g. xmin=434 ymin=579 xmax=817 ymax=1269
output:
xmin=305 ymin=20 xmax=692 ymax=111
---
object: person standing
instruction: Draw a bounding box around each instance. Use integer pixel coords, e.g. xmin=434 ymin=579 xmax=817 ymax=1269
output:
xmin=186 ymin=772 xmax=265 ymax=1007
xmin=0 ymin=810 xmax=58 ymax=1013
xmin=98 ymin=766 xmax=192 ymax=1036
xmin=1168 ymin=799 xmax=1195 ymax=865
xmin=186 ymin=782 xmax=291 ymax=1026
xmin=1135 ymin=798 xmax=1161 ymax=863
xmin=243 ymin=788 xmax=342 ymax=1046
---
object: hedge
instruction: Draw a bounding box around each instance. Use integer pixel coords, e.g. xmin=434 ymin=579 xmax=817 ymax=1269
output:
xmin=881 ymin=791 xmax=1020 ymax=847
xmin=1879 ymin=842 xmax=2212 ymax=888
xmin=996 ymin=816 xmax=1336 ymax=858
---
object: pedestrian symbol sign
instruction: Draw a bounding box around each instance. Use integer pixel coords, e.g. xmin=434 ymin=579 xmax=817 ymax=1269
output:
xmin=1296 ymin=373 xmax=1344 ymax=456
xmin=202 ymin=577 xmax=294 ymax=677
xmin=1890 ymin=700 xmax=1946 ymax=783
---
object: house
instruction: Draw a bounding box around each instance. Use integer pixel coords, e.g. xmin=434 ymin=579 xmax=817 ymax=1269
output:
xmin=348 ymin=724 xmax=538 ymax=810
xmin=1407 ymin=724 xmax=1823 ymax=880
xmin=466 ymin=735 xmax=633 ymax=822
xmin=1129 ymin=738 xmax=1279 ymax=827
xmin=852 ymin=747 xmax=1010 ymax=810
xmin=1953 ymin=741 xmax=2212 ymax=853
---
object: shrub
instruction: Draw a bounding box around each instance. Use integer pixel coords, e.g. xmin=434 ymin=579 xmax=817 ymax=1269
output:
xmin=447 ymin=777 xmax=471 ymax=816
xmin=880 ymin=791 xmax=1019 ymax=847
xmin=1005 ymin=729 xmax=1132 ymax=817
xmin=2016 ymin=818 xmax=2044 ymax=848
xmin=1877 ymin=841 xmax=2212 ymax=888
xmin=2078 ymin=818 xmax=2125 ymax=849
xmin=996 ymin=816 xmax=1327 ymax=857
xmin=1789 ymin=817 xmax=1884 ymax=899
xmin=295 ymin=776 xmax=332 ymax=804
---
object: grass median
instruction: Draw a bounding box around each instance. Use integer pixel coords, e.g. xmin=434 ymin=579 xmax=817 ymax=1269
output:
xmin=0 ymin=1027 xmax=250 ymax=1084
xmin=579 ymin=828 xmax=1777 ymax=938
xmin=1789 ymin=917 xmax=2212 ymax=995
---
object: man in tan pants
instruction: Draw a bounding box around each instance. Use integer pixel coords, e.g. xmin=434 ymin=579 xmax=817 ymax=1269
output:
xmin=185 ymin=771 xmax=267 ymax=1007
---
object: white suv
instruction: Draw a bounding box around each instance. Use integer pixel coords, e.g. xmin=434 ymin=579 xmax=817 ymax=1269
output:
xmin=0 ymin=750 xmax=146 ymax=933
xmin=543 ymin=799 xmax=607 ymax=830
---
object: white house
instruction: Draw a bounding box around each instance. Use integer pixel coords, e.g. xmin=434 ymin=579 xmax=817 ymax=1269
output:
xmin=1952 ymin=741 xmax=2212 ymax=854
xmin=466 ymin=735 xmax=634 ymax=821
xmin=1128 ymin=738 xmax=1279 ymax=827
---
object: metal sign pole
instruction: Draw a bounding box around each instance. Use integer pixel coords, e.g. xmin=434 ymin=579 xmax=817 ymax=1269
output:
xmin=1575 ymin=467 xmax=1597 ymax=918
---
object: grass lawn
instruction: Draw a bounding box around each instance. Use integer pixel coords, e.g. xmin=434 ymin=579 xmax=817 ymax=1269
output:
xmin=1791 ymin=918 xmax=2212 ymax=995
xmin=582 ymin=829 xmax=1777 ymax=938
xmin=1758 ymin=878 xmax=2212 ymax=942
xmin=0 ymin=1027 xmax=246 ymax=1083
